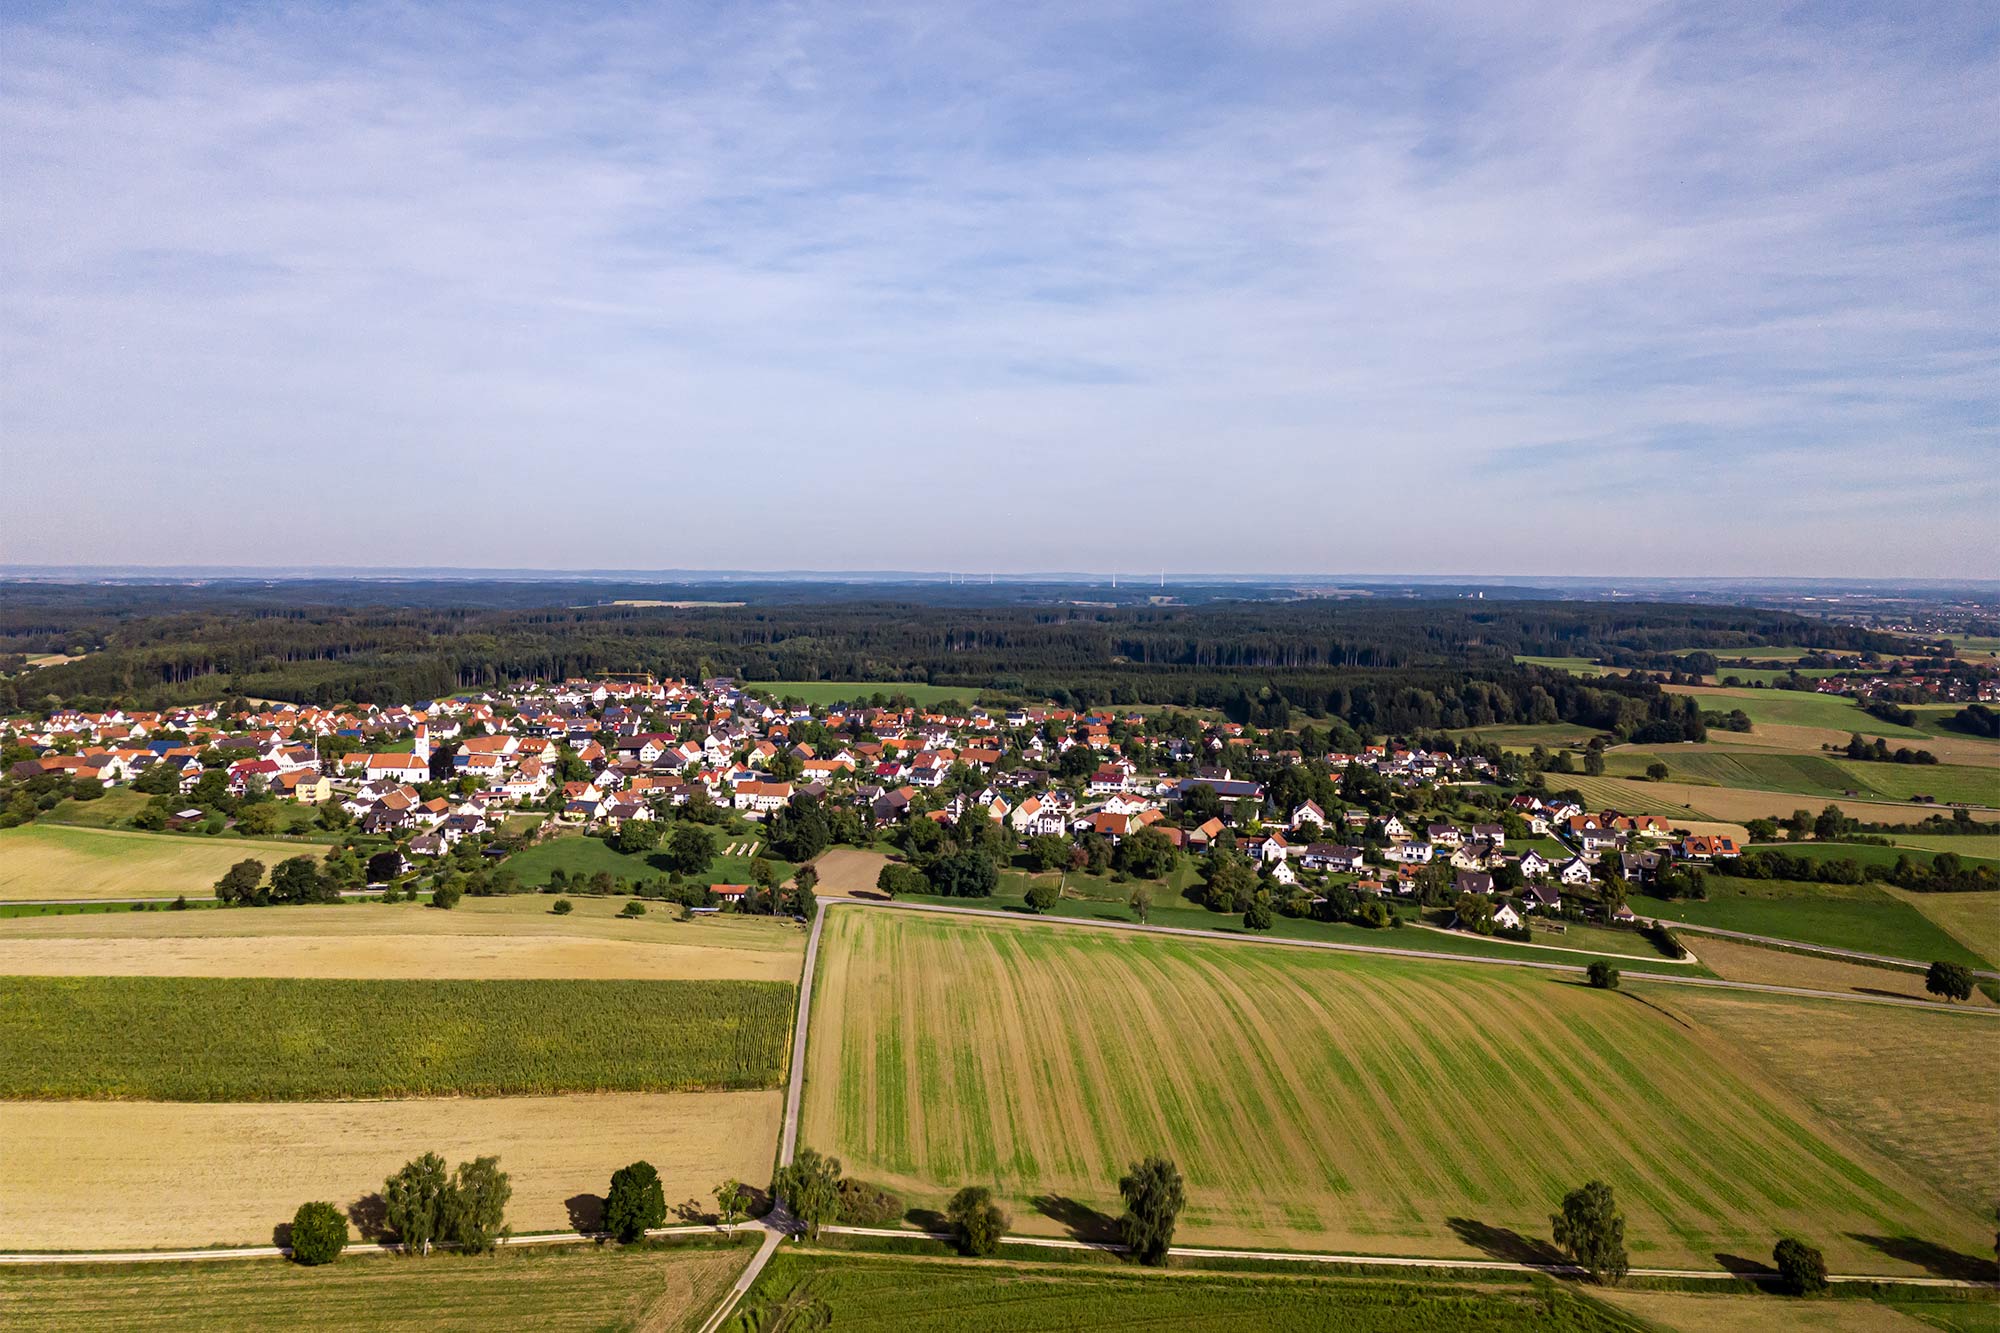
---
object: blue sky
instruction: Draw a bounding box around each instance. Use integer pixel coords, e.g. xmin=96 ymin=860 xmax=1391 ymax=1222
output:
xmin=3 ymin=1 xmax=1994 ymax=576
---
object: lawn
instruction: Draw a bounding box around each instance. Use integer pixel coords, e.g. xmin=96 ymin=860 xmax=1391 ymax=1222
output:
xmin=0 ymin=824 xmax=327 ymax=900
xmin=506 ymin=832 xmax=795 ymax=891
xmin=1631 ymin=876 xmax=1991 ymax=968
xmin=732 ymin=1251 xmax=1650 ymax=1332
xmin=0 ymin=975 xmax=794 ymax=1099
xmin=749 ymin=680 xmax=985 ymax=708
xmin=801 ymin=908 xmax=1983 ymax=1271
xmin=0 ymin=1242 xmax=751 ymax=1332
xmin=0 ymin=1093 xmax=781 ymax=1250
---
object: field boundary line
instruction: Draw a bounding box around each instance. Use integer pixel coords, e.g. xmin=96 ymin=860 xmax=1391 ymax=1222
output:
xmin=850 ymin=899 xmax=2000 ymax=1015
xmin=0 ymin=1222 xmax=759 ymax=1266
xmin=814 ymin=1225 xmax=1995 ymax=1289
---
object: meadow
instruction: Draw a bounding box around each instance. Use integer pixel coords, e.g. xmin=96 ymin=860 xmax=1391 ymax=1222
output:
xmin=1660 ymin=988 xmax=1998 ymax=1214
xmin=751 ymin=680 xmax=981 ymax=708
xmin=0 ymin=1092 xmax=781 ymax=1250
xmin=1630 ymin=877 xmax=1991 ymax=968
xmin=1889 ymin=888 xmax=2000 ymax=965
xmin=1604 ymin=750 xmax=1998 ymax=807
xmin=802 ymin=908 xmax=1983 ymax=1271
xmin=505 ymin=832 xmax=795 ymax=891
xmin=0 ymin=976 xmax=793 ymax=1099
xmin=1664 ymin=687 xmax=1933 ymax=739
xmin=732 ymin=1251 xmax=1649 ymax=1333
xmin=1551 ymin=773 xmax=1989 ymax=828
xmin=0 ymin=1242 xmax=752 ymax=1331
xmin=0 ymin=824 xmax=325 ymax=901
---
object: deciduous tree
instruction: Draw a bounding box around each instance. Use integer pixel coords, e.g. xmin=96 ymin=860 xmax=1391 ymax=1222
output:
xmin=1118 ymin=1155 xmax=1185 ymax=1266
xmin=1551 ymin=1180 xmax=1628 ymax=1284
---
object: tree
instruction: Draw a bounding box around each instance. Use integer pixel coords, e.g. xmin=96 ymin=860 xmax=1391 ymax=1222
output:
xmin=1926 ymin=960 xmax=1974 ymax=1003
xmin=1127 ymin=882 xmax=1153 ymax=924
xmin=1024 ymin=882 xmax=1058 ymax=913
xmin=621 ymin=900 xmax=647 ymax=917
xmin=927 ymin=848 xmax=999 ymax=898
xmin=235 ymin=802 xmax=279 ymax=835
xmin=383 ymin=1152 xmax=452 ymax=1255
xmin=270 ymin=855 xmax=333 ymax=905
xmin=430 ymin=880 xmax=462 ymax=910
xmin=1644 ymin=762 xmax=1669 ymax=782
xmin=367 ymin=850 xmax=406 ymax=883
xmin=551 ymin=897 xmax=573 ymax=915
xmin=1118 ymin=1155 xmax=1185 ymax=1266
xmin=214 ymin=858 xmax=266 ymax=906
xmin=289 ymin=1200 xmax=348 ymax=1266
xmin=1587 ymin=960 xmax=1620 ymax=990
xmin=792 ymin=869 xmax=819 ymax=920
xmin=444 ymin=1156 xmax=511 ymax=1253
xmin=768 ymin=793 xmax=832 ymax=863
xmin=1115 ymin=827 xmax=1178 ymax=880
xmin=1243 ymin=897 xmax=1273 ymax=931
xmin=1025 ymin=834 xmax=1069 ymax=871
xmin=1773 ymin=1236 xmax=1828 ymax=1295
xmin=605 ymin=1161 xmax=668 ymax=1241
xmin=947 ymin=1184 xmax=1008 ymax=1257
xmin=611 ymin=819 xmax=661 ymax=854
xmin=773 ymin=1147 xmax=842 ymax=1241
xmin=665 ymin=823 xmax=716 ymax=875
xmin=1551 ymin=1180 xmax=1628 ymax=1284
xmin=715 ymin=1179 xmax=749 ymax=1228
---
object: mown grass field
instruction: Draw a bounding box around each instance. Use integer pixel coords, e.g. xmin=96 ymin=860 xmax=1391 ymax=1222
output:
xmin=1888 ymin=888 xmax=2000 ymax=965
xmin=1551 ymin=774 xmax=1994 ymax=829
xmin=1631 ymin=877 xmax=1991 ymax=968
xmin=0 ymin=1092 xmax=781 ymax=1249
xmin=802 ymin=909 xmax=1983 ymax=1271
xmin=506 ymin=832 xmax=795 ymax=890
xmin=1511 ymin=656 xmax=1623 ymax=678
xmin=1745 ymin=841 xmax=2000 ymax=871
xmin=0 ymin=824 xmax=326 ymax=900
xmin=732 ymin=1251 xmax=1649 ymax=1333
xmin=1686 ymin=936 xmax=1993 ymax=1007
xmin=1665 ymin=687 xmax=1933 ymax=739
xmin=1608 ymin=751 xmax=1998 ymax=808
xmin=0 ymin=976 xmax=793 ymax=1099
xmin=0 ymin=1242 xmax=751 ymax=1332
xmin=752 ymin=680 xmax=981 ymax=707
xmin=1658 ymin=988 xmax=1999 ymax=1214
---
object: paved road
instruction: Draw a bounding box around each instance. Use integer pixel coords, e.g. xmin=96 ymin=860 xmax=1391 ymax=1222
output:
xmin=857 ymin=898 xmax=2000 ymax=1015
xmin=1661 ymin=919 xmax=2000 ymax=979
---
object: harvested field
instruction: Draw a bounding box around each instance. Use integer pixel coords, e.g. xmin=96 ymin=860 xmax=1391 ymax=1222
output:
xmin=1659 ymin=988 xmax=1999 ymax=1213
xmin=808 ymin=847 xmax=892 ymax=898
xmin=0 ymin=825 xmax=325 ymax=901
xmin=1554 ymin=775 xmax=1994 ymax=827
xmin=803 ymin=908 xmax=1985 ymax=1272
xmin=1707 ymin=724 xmax=2000 ymax=771
xmin=1888 ymin=888 xmax=2000 ymax=964
xmin=0 ymin=1092 xmax=779 ymax=1250
xmin=1686 ymin=935 xmax=1995 ymax=1007
xmin=736 ymin=1251 xmax=1650 ymax=1332
xmin=1595 ymin=1288 xmax=1943 ymax=1333
xmin=0 ymin=976 xmax=793 ymax=1099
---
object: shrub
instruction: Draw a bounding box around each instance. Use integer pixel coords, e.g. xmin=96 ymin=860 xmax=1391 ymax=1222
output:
xmin=947 ymin=1184 xmax=1008 ymax=1257
xmin=1773 ymin=1236 xmax=1828 ymax=1295
xmin=1024 ymin=883 xmax=1058 ymax=914
xmin=430 ymin=881 xmax=462 ymax=910
xmin=620 ymin=901 xmax=647 ymax=917
xmin=289 ymin=1200 xmax=348 ymax=1265
xmin=1587 ymin=960 xmax=1620 ymax=989
xmin=551 ymin=897 xmax=573 ymax=914
xmin=835 ymin=1178 xmax=905 ymax=1226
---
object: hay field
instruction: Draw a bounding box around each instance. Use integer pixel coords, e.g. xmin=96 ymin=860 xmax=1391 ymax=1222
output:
xmin=810 ymin=846 xmax=892 ymax=897
xmin=1594 ymin=1289 xmax=1945 ymax=1333
xmin=1 ymin=976 xmax=793 ymax=1099
xmin=1706 ymin=723 xmax=2000 ymax=771
xmin=1658 ymin=989 xmax=1999 ymax=1213
xmin=802 ymin=909 xmax=1984 ymax=1271
xmin=0 ymin=1092 xmax=779 ymax=1250
xmin=1686 ymin=936 xmax=1994 ymax=1007
xmin=0 ymin=824 xmax=325 ymax=900
xmin=0 ymin=1244 xmax=750 ymax=1333
xmin=1555 ymin=774 xmax=1994 ymax=827
xmin=1887 ymin=888 xmax=2000 ymax=964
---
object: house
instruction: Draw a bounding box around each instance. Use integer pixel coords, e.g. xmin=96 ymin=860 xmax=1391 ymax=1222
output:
xmin=1557 ymin=856 xmax=1596 ymax=887
xmin=1268 ymin=858 xmax=1297 ymax=886
xmin=1383 ymin=841 xmax=1434 ymax=865
xmin=1678 ymin=835 xmax=1740 ymax=861
xmin=1517 ymin=850 xmax=1552 ymax=880
xmin=1427 ymin=824 xmax=1464 ymax=848
xmin=1453 ymin=870 xmax=1494 ymax=896
xmin=1253 ymin=831 xmax=1289 ymax=864
xmin=1470 ymin=823 xmax=1506 ymax=847
xmin=1491 ymin=902 xmax=1524 ymax=931
xmin=1300 ymin=843 xmax=1365 ymax=873
xmin=1522 ymin=882 xmax=1562 ymax=912
xmin=1185 ymin=816 xmax=1227 ymax=851
xmin=1380 ymin=815 xmax=1408 ymax=839
xmin=1290 ymin=801 xmax=1327 ymax=831
xmin=732 ymin=779 xmax=793 ymax=814
xmin=1619 ymin=850 xmax=1666 ymax=884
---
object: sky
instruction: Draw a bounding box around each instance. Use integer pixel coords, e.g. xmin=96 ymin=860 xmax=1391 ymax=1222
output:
xmin=2 ymin=1 xmax=1995 ymax=578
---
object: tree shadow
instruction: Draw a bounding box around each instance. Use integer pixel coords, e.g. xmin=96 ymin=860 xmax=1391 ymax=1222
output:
xmin=565 ymin=1193 xmax=604 ymax=1234
xmin=905 ymin=1207 xmax=950 ymax=1234
xmin=271 ymin=1220 xmax=293 ymax=1249
xmin=673 ymin=1197 xmax=717 ymax=1226
xmin=1713 ymin=1252 xmax=1779 ymax=1284
xmin=347 ymin=1193 xmax=390 ymax=1242
xmin=1847 ymin=1233 xmax=1997 ymax=1283
xmin=1446 ymin=1217 xmax=1566 ymax=1267
xmin=1614 ymin=989 xmax=1694 ymax=1030
xmin=1032 ymin=1194 xmax=1119 ymax=1244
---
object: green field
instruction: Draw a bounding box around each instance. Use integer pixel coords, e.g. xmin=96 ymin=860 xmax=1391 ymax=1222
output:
xmin=0 ymin=824 xmax=328 ymax=901
xmin=1672 ymin=689 xmax=1932 ymax=739
xmin=1445 ymin=723 xmax=1611 ymax=748
xmin=750 ymin=680 xmax=983 ymax=707
xmin=506 ymin=832 xmax=794 ymax=890
xmin=733 ymin=1251 xmax=1649 ymax=1332
xmin=1889 ymin=889 xmax=2000 ymax=967
xmin=802 ymin=908 xmax=1982 ymax=1270
xmin=1632 ymin=877 xmax=1991 ymax=968
xmin=1511 ymin=655 xmax=1620 ymax=677
xmin=1711 ymin=667 xmax=1848 ymax=685
xmin=0 ymin=1242 xmax=751 ymax=1333
xmin=1607 ymin=750 xmax=1999 ymax=807
xmin=0 ymin=976 xmax=793 ymax=1099
xmin=1744 ymin=841 xmax=2000 ymax=871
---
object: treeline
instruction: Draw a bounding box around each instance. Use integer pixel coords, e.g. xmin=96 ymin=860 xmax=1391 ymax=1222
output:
xmin=1731 ymin=849 xmax=1996 ymax=894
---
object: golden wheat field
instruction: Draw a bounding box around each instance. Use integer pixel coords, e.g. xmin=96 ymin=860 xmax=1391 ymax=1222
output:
xmin=802 ymin=908 xmax=1987 ymax=1273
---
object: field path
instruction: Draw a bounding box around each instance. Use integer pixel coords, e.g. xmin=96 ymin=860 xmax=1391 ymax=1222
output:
xmin=1663 ymin=920 xmax=2000 ymax=979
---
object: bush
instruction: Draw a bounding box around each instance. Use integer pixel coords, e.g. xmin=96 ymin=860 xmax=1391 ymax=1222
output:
xmin=288 ymin=1200 xmax=348 ymax=1265
xmin=1024 ymin=883 xmax=1058 ymax=914
xmin=1587 ymin=960 xmax=1620 ymax=989
xmin=835 ymin=1177 xmax=905 ymax=1226
xmin=620 ymin=900 xmax=647 ymax=917
xmin=947 ymin=1184 xmax=1008 ymax=1257
xmin=430 ymin=881 xmax=462 ymax=910
xmin=551 ymin=897 xmax=573 ymax=915
xmin=1773 ymin=1236 xmax=1828 ymax=1295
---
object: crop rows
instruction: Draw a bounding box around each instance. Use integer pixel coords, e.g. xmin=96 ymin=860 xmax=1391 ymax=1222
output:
xmin=0 ymin=976 xmax=793 ymax=1100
